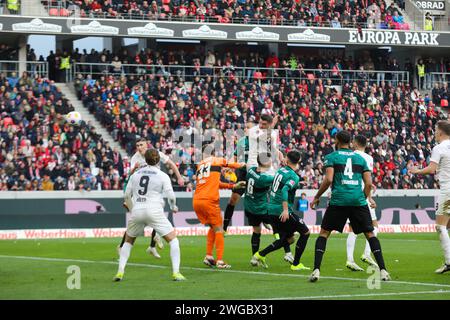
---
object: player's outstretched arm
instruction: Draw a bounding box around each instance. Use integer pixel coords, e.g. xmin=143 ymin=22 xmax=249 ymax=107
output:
xmin=163 ymin=175 xmax=179 ymax=212
xmin=409 ymin=161 xmax=438 ymax=175
xmin=311 ymin=167 xmax=334 ymax=209
xmin=166 ymin=159 xmax=185 ymax=186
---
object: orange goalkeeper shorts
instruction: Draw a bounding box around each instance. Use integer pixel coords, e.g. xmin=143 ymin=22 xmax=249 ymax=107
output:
xmin=193 ymin=199 xmax=222 ymax=227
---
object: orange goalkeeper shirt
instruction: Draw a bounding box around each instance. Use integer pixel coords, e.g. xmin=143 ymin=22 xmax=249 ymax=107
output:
xmin=193 ymin=156 xmax=243 ymax=202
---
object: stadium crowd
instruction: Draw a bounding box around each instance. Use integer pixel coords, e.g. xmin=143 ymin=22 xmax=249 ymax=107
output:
xmin=35 ymin=47 xmax=450 ymax=89
xmin=40 ymin=0 xmax=409 ymax=29
xmin=73 ymin=53 xmax=449 ymax=191
xmin=2 ymin=45 xmax=450 ymax=191
xmin=0 ymin=72 xmax=127 ymax=191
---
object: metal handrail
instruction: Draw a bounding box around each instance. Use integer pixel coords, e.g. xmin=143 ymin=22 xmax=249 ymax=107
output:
xmin=0 ymin=60 xmax=48 ymax=78
xmin=71 ymin=62 xmax=409 ymax=86
xmin=4 ymin=1 xmax=419 ymax=30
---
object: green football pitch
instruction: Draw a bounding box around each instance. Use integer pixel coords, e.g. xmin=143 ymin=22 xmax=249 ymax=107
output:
xmin=0 ymin=233 xmax=449 ymax=300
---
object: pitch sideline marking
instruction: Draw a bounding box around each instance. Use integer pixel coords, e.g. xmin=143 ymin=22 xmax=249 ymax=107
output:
xmin=1 ymin=254 xmax=449 ymax=289
xmin=262 ymin=289 xmax=450 ymax=300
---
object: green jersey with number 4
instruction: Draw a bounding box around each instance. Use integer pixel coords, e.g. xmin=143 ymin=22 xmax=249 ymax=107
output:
xmin=268 ymin=166 xmax=300 ymax=215
xmin=244 ymin=167 xmax=274 ymax=214
xmin=324 ymin=148 xmax=370 ymax=206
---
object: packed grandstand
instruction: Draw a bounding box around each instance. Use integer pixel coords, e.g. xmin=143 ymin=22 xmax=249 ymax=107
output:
xmin=0 ymin=0 xmax=449 ymax=192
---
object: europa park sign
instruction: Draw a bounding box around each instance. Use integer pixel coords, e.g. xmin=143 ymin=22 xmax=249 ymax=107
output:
xmin=349 ymin=30 xmax=440 ymax=46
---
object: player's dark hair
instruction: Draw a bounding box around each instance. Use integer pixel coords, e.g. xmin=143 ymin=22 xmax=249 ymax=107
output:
xmin=145 ymin=149 xmax=160 ymax=166
xmin=287 ymin=150 xmax=301 ymax=164
xmin=137 ymin=137 xmax=147 ymax=144
xmin=437 ymin=120 xmax=450 ymax=136
xmin=260 ymin=114 xmax=273 ymax=124
xmin=354 ymin=134 xmax=367 ymax=148
xmin=336 ymin=130 xmax=351 ymax=145
xmin=257 ymin=152 xmax=272 ymax=167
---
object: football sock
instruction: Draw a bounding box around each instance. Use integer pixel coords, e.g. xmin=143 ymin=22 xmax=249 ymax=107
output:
xmin=118 ymin=242 xmax=132 ymax=273
xmin=283 ymin=243 xmax=291 ymax=253
xmin=251 ymin=232 xmax=261 ymax=254
xmin=368 ymin=237 xmax=386 ymax=270
xmin=119 ymin=233 xmax=126 ymax=248
xmin=169 ymin=238 xmax=181 ymax=274
xmin=206 ymin=228 xmax=215 ymax=256
xmin=437 ymin=225 xmax=450 ymax=265
xmin=150 ymin=229 xmax=157 ymax=248
xmin=223 ymin=204 xmax=235 ymax=232
xmin=259 ymin=238 xmax=286 ymax=257
xmin=346 ymin=232 xmax=357 ymax=262
xmin=293 ymin=233 xmax=310 ymax=265
xmin=215 ymin=231 xmax=225 ymax=261
xmin=314 ymin=236 xmax=327 ymax=270
xmin=364 ymin=227 xmax=378 ymax=257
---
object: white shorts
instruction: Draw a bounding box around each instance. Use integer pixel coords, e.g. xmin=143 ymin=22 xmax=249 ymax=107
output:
xmin=436 ymin=192 xmax=450 ymax=217
xmin=126 ymin=208 xmax=174 ymax=238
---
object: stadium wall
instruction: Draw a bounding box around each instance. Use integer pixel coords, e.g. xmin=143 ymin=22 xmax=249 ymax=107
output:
xmin=1 ymin=16 xmax=450 ymax=47
xmin=0 ymin=190 xmax=439 ymax=239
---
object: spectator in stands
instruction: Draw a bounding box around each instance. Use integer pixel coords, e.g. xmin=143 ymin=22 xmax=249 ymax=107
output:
xmin=331 ymin=16 xmax=341 ymax=28
xmin=6 ymin=0 xmax=19 ymax=14
xmin=424 ymin=12 xmax=434 ymax=31
xmin=392 ymin=10 xmax=408 ymax=30
xmin=416 ymin=58 xmax=426 ymax=90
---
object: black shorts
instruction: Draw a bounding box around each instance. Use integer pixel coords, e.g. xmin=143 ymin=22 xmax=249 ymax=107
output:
xmin=269 ymin=213 xmax=309 ymax=238
xmin=233 ymin=166 xmax=247 ymax=196
xmin=322 ymin=205 xmax=374 ymax=234
xmin=245 ymin=210 xmax=271 ymax=227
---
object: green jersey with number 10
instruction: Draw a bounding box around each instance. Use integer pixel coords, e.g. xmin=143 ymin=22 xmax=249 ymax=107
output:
xmin=324 ymin=148 xmax=370 ymax=206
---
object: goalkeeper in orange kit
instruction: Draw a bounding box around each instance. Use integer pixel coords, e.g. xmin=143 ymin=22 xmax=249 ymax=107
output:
xmin=193 ymin=144 xmax=246 ymax=269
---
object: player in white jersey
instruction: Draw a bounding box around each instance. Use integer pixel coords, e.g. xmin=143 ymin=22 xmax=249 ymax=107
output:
xmin=114 ymin=149 xmax=185 ymax=281
xmin=222 ymin=115 xmax=293 ymax=262
xmin=118 ymin=138 xmax=184 ymax=259
xmin=410 ymin=120 xmax=450 ymax=274
xmin=346 ymin=135 xmax=379 ymax=271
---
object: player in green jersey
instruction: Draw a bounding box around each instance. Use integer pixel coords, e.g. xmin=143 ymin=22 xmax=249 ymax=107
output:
xmin=252 ymin=150 xmax=311 ymax=271
xmin=244 ymin=153 xmax=275 ymax=266
xmin=309 ymin=130 xmax=390 ymax=282
xmin=223 ymin=121 xmax=255 ymax=232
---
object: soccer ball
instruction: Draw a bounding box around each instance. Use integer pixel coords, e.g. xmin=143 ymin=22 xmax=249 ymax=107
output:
xmin=65 ymin=111 xmax=82 ymax=126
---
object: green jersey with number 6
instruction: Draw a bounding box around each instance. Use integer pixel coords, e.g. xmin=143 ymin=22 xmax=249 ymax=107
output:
xmin=268 ymin=166 xmax=300 ymax=215
xmin=244 ymin=167 xmax=274 ymax=214
xmin=324 ymin=148 xmax=370 ymax=206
